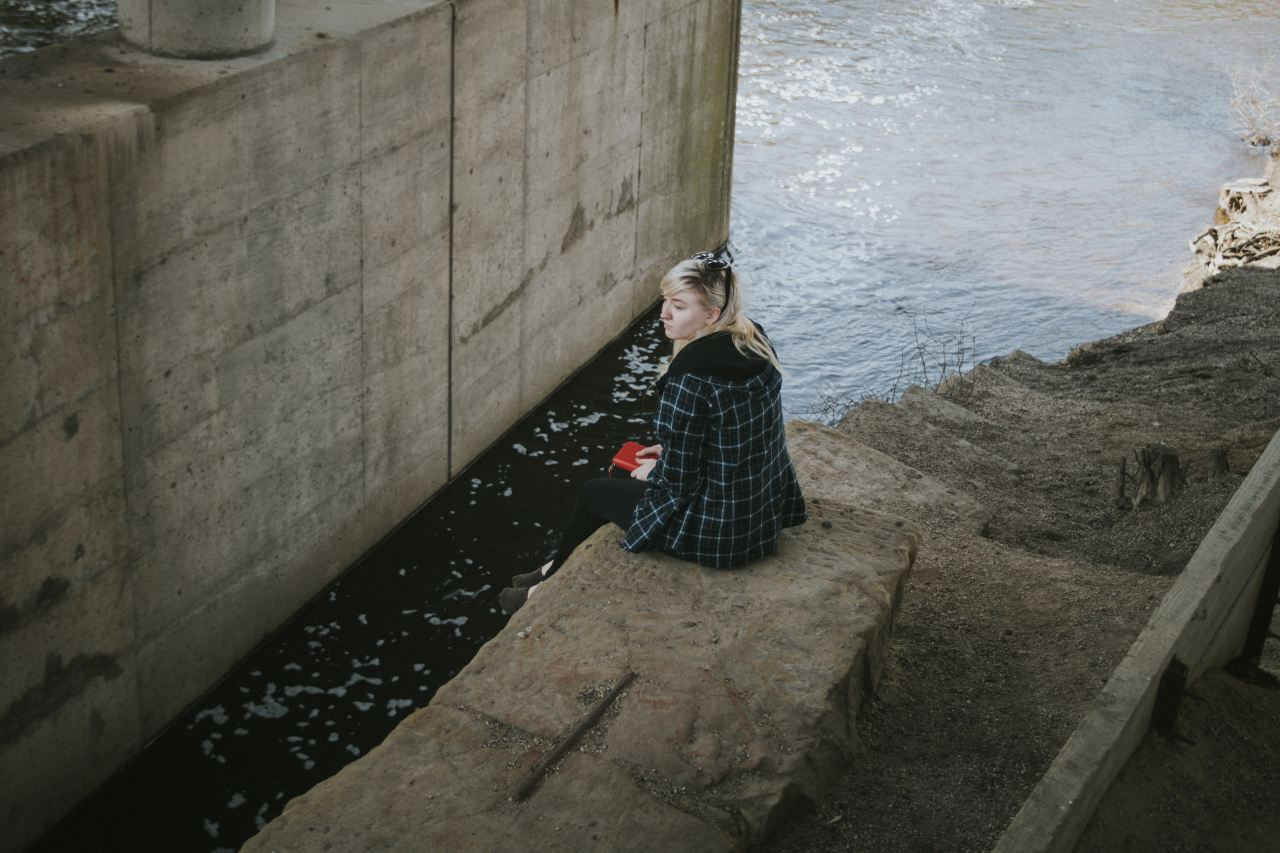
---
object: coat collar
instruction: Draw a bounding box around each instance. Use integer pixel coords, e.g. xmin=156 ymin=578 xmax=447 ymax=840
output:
xmin=657 ymin=324 xmax=771 ymax=389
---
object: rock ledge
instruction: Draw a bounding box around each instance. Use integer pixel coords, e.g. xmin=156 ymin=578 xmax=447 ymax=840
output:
xmin=243 ymin=499 xmax=919 ymax=852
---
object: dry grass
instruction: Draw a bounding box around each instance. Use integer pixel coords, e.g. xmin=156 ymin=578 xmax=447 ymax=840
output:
xmin=801 ymin=310 xmax=979 ymax=423
xmin=1230 ymin=65 xmax=1280 ymax=154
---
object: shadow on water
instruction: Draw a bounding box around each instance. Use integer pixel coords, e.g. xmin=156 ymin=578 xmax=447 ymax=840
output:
xmin=0 ymin=0 xmax=115 ymax=56
xmin=32 ymin=308 xmax=667 ymax=853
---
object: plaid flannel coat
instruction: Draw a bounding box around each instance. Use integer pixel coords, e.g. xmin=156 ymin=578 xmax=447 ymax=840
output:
xmin=622 ymin=332 xmax=807 ymax=568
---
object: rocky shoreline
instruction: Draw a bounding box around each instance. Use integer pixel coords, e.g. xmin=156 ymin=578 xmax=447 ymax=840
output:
xmin=767 ymin=163 xmax=1280 ymax=852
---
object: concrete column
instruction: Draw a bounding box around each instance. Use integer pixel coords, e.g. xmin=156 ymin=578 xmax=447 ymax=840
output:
xmin=118 ymin=0 xmax=275 ymax=58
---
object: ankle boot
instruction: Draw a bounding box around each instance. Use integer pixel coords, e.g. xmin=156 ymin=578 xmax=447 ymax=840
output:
xmin=511 ymin=561 xmax=554 ymax=588
xmin=499 ymin=586 xmax=528 ymax=614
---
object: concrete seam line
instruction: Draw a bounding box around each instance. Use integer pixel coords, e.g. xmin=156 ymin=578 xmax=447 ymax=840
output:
xmin=519 ymin=0 xmax=530 ymax=411
xmin=103 ymin=116 xmax=150 ymax=768
xmin=720 ymin=0 xmax=742 ymax=243
xmin=991 ymin=426 xmax=1280 ymax=853
xmin=358 ymin=31 xmax=367 ymax=506
xmin=445 ymin=0 xmax=456 ymax=478
xmin=632 ymin=12 xmax=647 ymax=291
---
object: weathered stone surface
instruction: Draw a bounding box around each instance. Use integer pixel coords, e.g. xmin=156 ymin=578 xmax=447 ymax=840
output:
xmin=837 ymin=397 xmax=1023 ymax=492
xmin=244 ymin=704 xmax=736 ymax=853
xmin=897 ymin=384 xmax=991 ymax=428
xmin=787 ymin=420 xmax=993 ymax=536
xmin=244 ymin=499 xmax=919 ymax=851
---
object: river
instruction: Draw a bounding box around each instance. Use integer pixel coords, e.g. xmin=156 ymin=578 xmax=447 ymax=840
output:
xmin=10 ymin=1 xmax=1279 ymax=850
xmin=733 ymin=0 xmax=1277 ymax=414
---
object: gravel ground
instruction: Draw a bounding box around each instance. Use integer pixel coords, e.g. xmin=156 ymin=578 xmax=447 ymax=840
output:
xmin=766 ymin=266 xmax=1280 ymax=853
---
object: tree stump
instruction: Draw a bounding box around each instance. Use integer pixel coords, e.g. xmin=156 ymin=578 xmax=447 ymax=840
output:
xmin=1219 ymin=178 xmax=1272 ymax=226
xmin=1127 ymin=444 xmax=1185 ymax=509
xmin=1208 ymin=447 xmax=1230 ymax=480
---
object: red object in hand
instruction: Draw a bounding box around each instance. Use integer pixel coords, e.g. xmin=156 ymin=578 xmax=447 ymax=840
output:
xmin=609 ymin=441 xmax=647 ymax=477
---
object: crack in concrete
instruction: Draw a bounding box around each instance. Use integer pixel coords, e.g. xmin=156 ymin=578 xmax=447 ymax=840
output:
xmin=458 ymin=265 xmax=536 ymax=346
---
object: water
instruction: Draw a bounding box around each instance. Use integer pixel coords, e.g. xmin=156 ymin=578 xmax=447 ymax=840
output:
xmin=11 ymin=1 xmax=1280 ymax=850
xmin=0 ymin=0 xmax=114 ymax=56
xmin=731 ymin=0 xmax=1278 ymax=414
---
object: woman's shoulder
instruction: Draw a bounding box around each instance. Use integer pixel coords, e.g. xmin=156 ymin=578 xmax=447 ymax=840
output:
xmin=657 ymin=369 xmax=715 ymax=401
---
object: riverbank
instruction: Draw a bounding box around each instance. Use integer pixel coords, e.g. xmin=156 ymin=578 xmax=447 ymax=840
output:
xmin=766 ymin=197 xmax=1280 ymax=849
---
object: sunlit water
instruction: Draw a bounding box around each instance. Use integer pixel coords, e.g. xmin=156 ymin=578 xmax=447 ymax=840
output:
xmin=731 ymin=0 xmax=1278 ymax=414
xmin=11 ymin=1 xmax=1280 ymax=850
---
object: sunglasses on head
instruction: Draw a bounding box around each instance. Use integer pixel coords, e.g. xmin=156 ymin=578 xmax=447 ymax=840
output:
xmin=692 ymin=250 xmax=731 ymax=271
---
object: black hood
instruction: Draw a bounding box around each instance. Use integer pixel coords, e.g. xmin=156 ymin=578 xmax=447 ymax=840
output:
xmin=657 ymin=325 xmax=772 ymax=388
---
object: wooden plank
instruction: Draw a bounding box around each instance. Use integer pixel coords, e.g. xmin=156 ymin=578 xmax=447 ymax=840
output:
xmin=992 ymin=429 xmax=1280 ymax=853
xmin=1171 ymin=462 xmax=1280 ymax=680
xmin=1195 ymin=544 xmax=1271 ymax=675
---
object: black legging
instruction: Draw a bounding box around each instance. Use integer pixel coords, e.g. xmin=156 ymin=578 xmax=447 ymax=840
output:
xmin=547 ymin=477 xmax=648 ymax=575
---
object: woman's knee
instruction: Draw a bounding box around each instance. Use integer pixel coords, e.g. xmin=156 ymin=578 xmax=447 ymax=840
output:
xmin=579 ymin=477 xmax=614 ymax=504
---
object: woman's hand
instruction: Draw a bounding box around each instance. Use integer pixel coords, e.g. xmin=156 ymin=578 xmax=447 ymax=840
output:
xmin=631 ymin=445 xmax=661 ymax=481
xmin=631 ymin=458 xmax=658 ymax=481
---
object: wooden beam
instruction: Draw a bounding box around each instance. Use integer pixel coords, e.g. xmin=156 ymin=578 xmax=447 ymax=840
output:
xmin=992 ymin=428 xmax=1280 ymax=853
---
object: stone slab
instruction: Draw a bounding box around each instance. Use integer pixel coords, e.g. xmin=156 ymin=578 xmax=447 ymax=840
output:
xmin=787 ymin=420 xmax=993 ymax=535
xmin=897 ymin=384 xmax=992 ymax=428
xmin=243 ymin=703 xmax=736 ymax=853
xmin=244 ymin=499 xmax=918 ymax=850
xmin=837 ymin=397 xmax=1023 ymax=490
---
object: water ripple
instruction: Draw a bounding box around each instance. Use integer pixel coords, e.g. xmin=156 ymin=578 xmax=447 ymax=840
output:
xmin=734 ymin=0 xmax=1278 ymax=413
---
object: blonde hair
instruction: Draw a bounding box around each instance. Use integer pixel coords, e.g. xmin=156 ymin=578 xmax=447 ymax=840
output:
xmin=659 ymin=254 xmax=782 ymax=374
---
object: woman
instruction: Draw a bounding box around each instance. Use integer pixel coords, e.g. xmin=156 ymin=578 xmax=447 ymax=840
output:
xmin=499 ymin=248 xmax=806 ymax=614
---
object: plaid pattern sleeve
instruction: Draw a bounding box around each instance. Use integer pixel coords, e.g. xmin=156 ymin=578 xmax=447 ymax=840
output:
xmin=622 ymin=366 xmax=807 ymax=568
xmin=645 ymin=375 xmax=708 ymax=498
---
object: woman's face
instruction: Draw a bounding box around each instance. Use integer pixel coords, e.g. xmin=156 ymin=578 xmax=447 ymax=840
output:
xmin=660 ymin=287 xmax=719 ymax=341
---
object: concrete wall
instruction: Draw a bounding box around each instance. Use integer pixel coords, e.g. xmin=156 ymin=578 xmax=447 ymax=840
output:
xmin=450 ymin=0 xmax=738 ymax=464
xmin=0 ymin=0 xmax=739 ymax=847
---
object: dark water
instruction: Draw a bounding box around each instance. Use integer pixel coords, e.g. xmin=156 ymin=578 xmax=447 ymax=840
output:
xmin=32 ymin=312 xmax=666 ymax=852
xmin=0 ymin=0 xmax=114 ymax=56
xmin=12 ymin=0 xmax=1280 ymax=850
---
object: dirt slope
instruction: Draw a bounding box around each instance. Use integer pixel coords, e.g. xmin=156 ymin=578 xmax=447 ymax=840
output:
xmin=766 ymin=267 xmax=1280 ymax=853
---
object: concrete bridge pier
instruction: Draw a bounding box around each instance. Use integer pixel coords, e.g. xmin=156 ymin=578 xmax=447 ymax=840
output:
xmin=118 ymin=0 xmax=275 ymax=58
